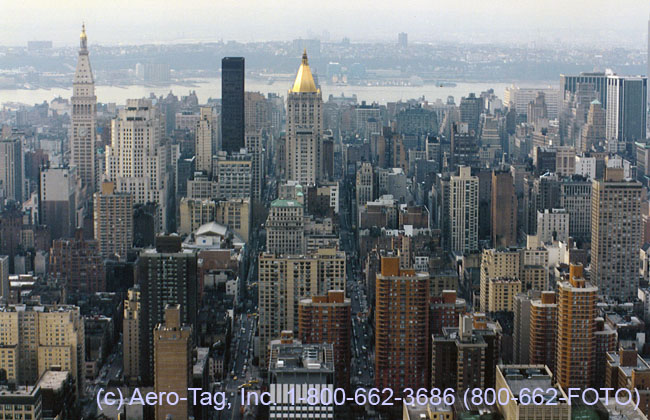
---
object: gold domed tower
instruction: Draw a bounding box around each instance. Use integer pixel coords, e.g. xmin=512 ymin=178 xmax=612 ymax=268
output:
xmin=285 ymin=50 xmax=324 ymax=185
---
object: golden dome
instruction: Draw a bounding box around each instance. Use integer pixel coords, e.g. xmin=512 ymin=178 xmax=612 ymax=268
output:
xmin=80 ymin=23 xmax=87 ymax=40
xmin=290 ymin=49 xmax=318 ymax=93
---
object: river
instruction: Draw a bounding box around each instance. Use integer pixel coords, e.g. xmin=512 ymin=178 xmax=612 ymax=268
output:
xmin=0 ymin=78 xmax=556 ymax=106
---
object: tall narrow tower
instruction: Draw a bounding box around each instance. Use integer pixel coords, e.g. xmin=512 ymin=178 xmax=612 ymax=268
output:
xmin=285 ymin=50 xmax=323 ymax=185
xmin=70 ymin=24 xmax=97 ymax=192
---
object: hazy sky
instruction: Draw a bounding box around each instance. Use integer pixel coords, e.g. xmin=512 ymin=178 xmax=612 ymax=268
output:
xmin=2 ymin=0 xmax=649 ymax=48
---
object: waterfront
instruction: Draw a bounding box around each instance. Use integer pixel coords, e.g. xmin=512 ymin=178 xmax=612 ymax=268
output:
xmin=0 ymin=77 xmax=555 ymax=107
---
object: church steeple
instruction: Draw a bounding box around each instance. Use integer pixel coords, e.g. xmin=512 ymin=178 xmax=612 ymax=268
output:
xmin=290 ymin=49 xmax=318 ymax=93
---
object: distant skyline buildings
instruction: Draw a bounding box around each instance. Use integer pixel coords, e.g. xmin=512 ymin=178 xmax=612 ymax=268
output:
xmin=4 ymin=2 xmax=650 ymax=48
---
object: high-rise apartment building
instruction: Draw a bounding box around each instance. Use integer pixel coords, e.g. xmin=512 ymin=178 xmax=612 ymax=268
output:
xmin=221 ymin=57 xmax=245 ymax=153
xmin=298 ymin=290 xmax=351 ymax=390
xmin=606 ymin=75 xmax=647 ymax=148
xmin=449 ymin=166 xmax=478 ymax=254
xmin=266 ymin=198 xmax=305 ymax=255
xmin=285 ymin=51 xmax=324 ymax=185
xmin=491 ymin=169 xmax=517 ymax=248
xmin=0 ymin=136 xmax=24 ymax=203
xmin=105 ymin=98 xmax=170 ymax=231
xmin=154 ymin=304 xmax=192 ymax=420
xmin=0 ymin=304 xmax=84 ymax=393
xmin=0 ymin=385 xmax=42 ymax=420
xmin=591 ymin=168 xmax=643 ymax=301
xmin=555 ymin=264 xmax=597 ymax=389
xmin=49 ymin=230 xmax=105 ymax=293
xmin=0 ymin=256 xmax=8 ymax=301
xmin=136 ymin=245 xmax=198 ymax=384
xmin=40 ymin=166 xmax=77 ymax=240
xmin=536 ymin=208 xmax=569 ymax=243
xmin=258 ymin=248 xmax=345 ymax=366
xmin=123 ymin=286 xmax=141 ymax=383
xmin=560 ymin=175 xmax=592 ymax=241
xmin=70 ymin=24 xmax=96 ymax=191
xmin=529 ymin=291 xmax=557 ymax=372
xmin=93 ymin=181 xmax=133 ymax=261
xmin=375 ymin=255 xmax=429 ymax=393
xmin=195 ymin=106 xmax=217 ymax=176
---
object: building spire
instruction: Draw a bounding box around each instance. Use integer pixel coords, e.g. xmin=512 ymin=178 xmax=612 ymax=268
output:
xmin=80 ymin=23 xmax=87 ymax=50
xmin=291 ymin=49 xmax=318 ymax=93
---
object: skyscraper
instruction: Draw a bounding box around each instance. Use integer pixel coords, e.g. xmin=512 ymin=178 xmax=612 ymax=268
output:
xmin=555 ymin=264 xmax=597 ymax=389
xmin=39 ymin=166 xmax=77 ymax=240
xmin=105 ymin=98 xmax=170 ymax=230
xmin=195 ymin=106 xmax=216 ymax=176
xmin=70 ymin=24 xmax=96 ymax=192
xmin=591 ymin=168 xmax=643 ymax=301
xmin=449 ymin=166 xmax=478 ymax=254
xmin=529 ymin=291 xmax=557 ymax=373
xmin=123 ymin=286 xmax=141 ymax=383
xmin=221 ymin=57 xmax=245 ymax=153
xmin=49 ymin=230 xmax=105 ymax=294
xmin=93 ymin=181 xmax=133 ymax=261
xmin=136 ymin=244 xmax=198 ymax=384
xmin=491 ymin=169 xmax=517 ymax=248
xmin=285 ymin=51 xmax=324 ymax=185
xmin=0 ymin=136 xmax=24 ymax=203
xmin=258 ymin=248 xmax=346 ymax=366
xmin=245 ymin=130 xmax=264 ymax=202
xmin=266 ymin=198 xmax=305 ymax=256
xmin=375 ymin=255 xmax=429 ymax=393
xmin=154 ymin=304 xmax=192 ymax=420
xmin=606 ymin=75 xmax=647 ymax=150
xmin=459 ymin=93 xmax=482 ymax=134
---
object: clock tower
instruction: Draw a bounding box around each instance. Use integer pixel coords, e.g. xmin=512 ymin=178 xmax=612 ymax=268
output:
xmin=70 ymin=23 xmax=97 ymax=192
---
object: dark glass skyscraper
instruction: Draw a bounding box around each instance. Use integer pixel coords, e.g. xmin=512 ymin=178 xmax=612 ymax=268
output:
xmin=221 ymin=57 xmax=245 ymax=153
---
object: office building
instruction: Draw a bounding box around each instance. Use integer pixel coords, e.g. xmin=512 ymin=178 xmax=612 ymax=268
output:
xmin=0 ymin=304 xmax=84 ymax=393
xmin=268 ymin=337 xmax=335 ymax=420
xmin=495 ymin=365 xmax=570 ymax=420
xmin=214 ymin=150 xmax=252 ymax=199
xmin=48 ymin=230 xmax=105 ymax=293
xmin=179 ymin=198 xmax=217 ymax=235
xmin=356 ymin=162 xmax=374 ymax=209
xmin=70 ymin=24 xmax=96 ymax=191
xmin=606 ymin=75 xmax=647 ymax=147
xmin=449 ymin=166 xmax=478 ymax=254
xmin=375 ymin=255 xmax=429 ymax=392
xmin=93 ymin=181 xmax=133 ymax=261
xmin=123 ymin=286 xmax=141 ymax=383
xmin=555 ymin=264 xmax=597 ymax=389
xmin=450 ymin=122 xmax=479 ymax=169
xmin=154 ymin=304 xmax=192 ymax=420
xmin=258 ymin=248 xmax=345 ymax=366
xmin=0 ymin=385 xmax=42 ymax=420
xmin=298 ymin=290 xmax=351 ymax=390
xmin=39 ymin=166 xmax=77 ymax=240
xmin=504 ymin=86 xmax=561 ymax=119
xmin=266 ymin=198 xmax=305 ymax=255
xmin=216 ymin=198 xmax=250 ymax=243
xmin=559 ymin=175 xmax=592 ymax=241
xmin=0 ymin=255 xmax=8 ymax=300
xmin=245 ymin=130 xmax=264 ymax=201
xmin=286 ymin=51 xmax=324 ymax=185
xmin=580 ymin=100 xmax=606 ymax=152
xmin=460 ymin=93 xmax=482 ymax=134
xmin=560 ymin=72 xmax=608 ymax=106
xmin=529 ymin=291 xmax=557 ymax=372
xmin=591 ymin=168 xmax=643 ymax=301
xmin=105 ymin=98 xmax=171 ymax=231
xmin=536 ymin=208 xmax=568 ymax=243
xmin=195 ymin=106 xmax=217 ymax=177
xmin=0 ymin=136 xmax=24 ymax=203
xmin=221 ymin=57 xmax=245 ymax=153
xmin=136 ymin=245 xmax=198 ymax=384
xmin=491 ymin=169 xmax=517 ymax=248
